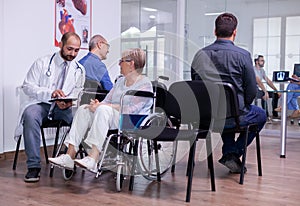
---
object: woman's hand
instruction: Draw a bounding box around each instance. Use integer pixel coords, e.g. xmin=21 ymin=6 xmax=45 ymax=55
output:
xmin=85 ymin=99 xmax=100 ymax=113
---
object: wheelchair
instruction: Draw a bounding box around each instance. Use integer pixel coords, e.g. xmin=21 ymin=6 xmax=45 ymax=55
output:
xmin=50 ymin=76 xmax=176 ymax=192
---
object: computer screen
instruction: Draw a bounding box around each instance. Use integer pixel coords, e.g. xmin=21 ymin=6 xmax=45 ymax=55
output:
xmin=272 ymin=71 xmax=290 ymax=82
xmin=293 ymin=64 xmax=300 ymax=77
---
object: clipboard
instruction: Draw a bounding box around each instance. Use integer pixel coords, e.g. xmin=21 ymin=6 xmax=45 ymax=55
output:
xmin=49 ymin=97 xmax=77 ymax=103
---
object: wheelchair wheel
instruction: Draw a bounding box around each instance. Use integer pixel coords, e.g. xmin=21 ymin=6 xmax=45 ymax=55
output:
xmin=62 ymin=168 xmax=75 ymax=180
xmin=116 ymin=164 xmax=124 ymax=192
xmin=137 ymin=138 xmax=176 ymax=181
xmin=136 ymin=113 xmax=176 ymax=180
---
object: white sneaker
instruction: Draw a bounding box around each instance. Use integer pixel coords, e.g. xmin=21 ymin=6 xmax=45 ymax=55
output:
xmin=74 ymin=156 xmax=97 ymax=171
xmin=48 ymin=154 xmax=74 ymax=170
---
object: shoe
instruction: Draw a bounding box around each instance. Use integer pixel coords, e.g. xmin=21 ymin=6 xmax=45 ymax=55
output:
xmin=24 ymin=168 xmax=41 ymax=183
xmin=230 ymin=166 xmax=247 ymax=174
xmin=218 ymin=153 xmax=245 ymax=174
xmin=74 ymin=156 xmax=96 ymax=171
xmin=266 ymin=117 xmax=272 ymax=124
xmin=48 ymin=154 xmax=74 ymax=170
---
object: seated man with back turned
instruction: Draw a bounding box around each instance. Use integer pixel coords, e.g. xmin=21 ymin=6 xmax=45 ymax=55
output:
xmin=191 ymin=13 xmax=266 ymax=174
xmin=254 ymin=55 xmax=281 ymax=123
xmin=79 ymin=34 xmax=113 ymax=91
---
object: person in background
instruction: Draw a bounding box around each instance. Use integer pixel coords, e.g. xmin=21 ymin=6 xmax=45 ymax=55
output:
xmin=253 ymin=55 xmax=281 ymax=123
xmin=275 ymin=75 xmax=300 ymax=118
xmin=48 ymin=48 xmax=153 ymax=172
xmin=191 ymin=13 xmax=266 ymax=174
xmin=79 ymin=34 xmax=113 ymax=91
xmin=15 ymin=32 xmax=85 ymax=183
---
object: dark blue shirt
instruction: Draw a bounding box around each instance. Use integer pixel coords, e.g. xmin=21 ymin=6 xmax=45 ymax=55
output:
xmin=191 ymin=39 xmax=257 ymax=113
xmin=79 ymin=52 xmax=113 ymax=90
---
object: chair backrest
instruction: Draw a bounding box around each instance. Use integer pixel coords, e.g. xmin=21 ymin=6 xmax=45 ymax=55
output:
xmin=214 ymin=82 xmax=241 ymax=128
xmin=77 ymin=89 xmax=109 ymax=106
xmin=80 ymin=79 xmax=108 ymax=104
xmin=163 ymin=80 xmax=220 ymax=129
xmin=151 ymin=81 xmax=168 ymax=110
xmin=84 ymin=79 xmax=104 ymax=91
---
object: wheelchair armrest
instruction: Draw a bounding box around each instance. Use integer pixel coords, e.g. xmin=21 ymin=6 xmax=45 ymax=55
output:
xmin=123 ymin=90 xmax=154 ymax=98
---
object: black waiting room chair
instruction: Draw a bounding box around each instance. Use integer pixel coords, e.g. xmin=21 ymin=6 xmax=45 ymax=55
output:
xmin=215 ymin=82 xmax=262 ymax=185
xmin=12 ymin=119 xmax=71 ymax=176
xmin=126 ymin=80 xmax=220 ymax=202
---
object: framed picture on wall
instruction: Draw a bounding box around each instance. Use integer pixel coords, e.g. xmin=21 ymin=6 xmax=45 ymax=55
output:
xmin=55 ymin=0 xmax=92 ymax=49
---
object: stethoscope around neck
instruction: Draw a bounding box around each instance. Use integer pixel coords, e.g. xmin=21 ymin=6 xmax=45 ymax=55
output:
xmin=46 ymin=53 xmax=84 ymax=87
xmin=46 ymin=53 xmax=56 ymax=77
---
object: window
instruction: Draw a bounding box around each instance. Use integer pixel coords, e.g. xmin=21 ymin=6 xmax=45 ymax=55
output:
xmin=253 ymin=17 xmax=281 ymax=78
xmin=121 ymin=0 xmax=181 ymax=81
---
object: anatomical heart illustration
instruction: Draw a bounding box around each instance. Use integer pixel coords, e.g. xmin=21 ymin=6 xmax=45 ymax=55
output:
xmin=58 ymin=9 xmax=75 ymax=34
xmin=72 ymin=0 xmax=87 ymax=15
xmin=55 ymin=0 xmax=90 ymax=48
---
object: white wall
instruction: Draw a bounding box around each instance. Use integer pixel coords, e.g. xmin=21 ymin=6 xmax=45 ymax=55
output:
xmin=0 ymin=0 xmax=121 ymax=153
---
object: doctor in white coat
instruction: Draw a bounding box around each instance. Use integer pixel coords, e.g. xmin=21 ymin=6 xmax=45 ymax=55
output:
xmin=16 ymin=32 xmax=85 ymax=183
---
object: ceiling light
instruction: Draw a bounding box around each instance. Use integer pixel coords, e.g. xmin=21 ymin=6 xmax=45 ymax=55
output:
xmin=204 ymin=12 xmax=223 ymax=16
xmin=149 ymin=15 xmax=156 ymax=19
xmin=143 ymin=7 xmax=157 ymax=12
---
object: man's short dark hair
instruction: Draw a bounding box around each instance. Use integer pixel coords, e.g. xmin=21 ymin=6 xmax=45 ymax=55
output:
xmin=215 ymin=13 xmax=238 ymax=38
xmin=254 ymin=55 xmax=264 ymax=64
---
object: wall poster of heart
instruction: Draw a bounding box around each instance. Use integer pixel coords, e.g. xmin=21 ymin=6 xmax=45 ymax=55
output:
xmin=55 ymin=0 xmax=91 ymax=49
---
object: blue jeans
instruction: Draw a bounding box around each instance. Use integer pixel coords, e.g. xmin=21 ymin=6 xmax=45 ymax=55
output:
xmin=286 ymin=83 xmax=300 ymax=110
xmin=22 ymin=103 xmax=72 ymax=169
xmin=221 ymin=105 xmax=267 ymax=157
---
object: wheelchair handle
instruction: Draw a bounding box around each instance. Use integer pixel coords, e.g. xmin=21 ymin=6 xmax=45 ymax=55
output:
xmin=158 ymin=75 xmax=169 ymax=81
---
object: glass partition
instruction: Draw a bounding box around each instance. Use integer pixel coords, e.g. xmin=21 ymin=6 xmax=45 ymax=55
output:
xmin=121 ymin=0 xmax=300 ymax=84
xmin=121 ymin=0 xmax=180 ymax=82
xmin=185 ymin=0 xmax=300 ymax=89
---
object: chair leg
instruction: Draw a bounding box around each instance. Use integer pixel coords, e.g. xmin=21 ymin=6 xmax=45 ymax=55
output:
xmin=185 ymin=141 xmax=196 ymax=202
xmin=129 ymin=139 xmax=139 ymax=191
xmin=239 ymin=128 xmax=249 ymax=184
xmin=52 ymin=122 xmax=62 ymax=158
xmin=12 ymin=136 xmax=22 ymax=170
xmin=206 ymin=133 xmax=216 ymax=191
xmin=186 ymin=140 xmax=195 ymax=177
xmin=171 ymin=141 xmax=178 ymax=173
xmin=78 ymin=144 xmax=87 ymax=159
xmin=256 ymin=133 xmax=262 ymax=176
xmin=49 ymin=122 xmax=62 ymax=177
xmin=153 ymin=140 xmax=161 ymax=182
xmin=40 ymin=128 xmax=49 ymax=164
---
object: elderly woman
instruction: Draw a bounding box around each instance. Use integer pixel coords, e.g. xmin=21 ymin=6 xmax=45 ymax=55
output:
xmin=49 ymin=48 xmax=153 ymax=171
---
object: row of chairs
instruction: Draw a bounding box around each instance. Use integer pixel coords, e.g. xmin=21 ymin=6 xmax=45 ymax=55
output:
xmin=12 ymin=79 xmax=262 ymax=203
xmin=120 ymin=80 xmax=262 ymax=202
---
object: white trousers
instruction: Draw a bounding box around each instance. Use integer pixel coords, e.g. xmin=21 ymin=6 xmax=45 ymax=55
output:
xmin=64 ymin=104 xmax=120 ymax=152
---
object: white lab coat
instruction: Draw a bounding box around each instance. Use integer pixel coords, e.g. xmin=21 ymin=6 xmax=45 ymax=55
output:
xmin=14 ymin=52 xmax=85 ymax=140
